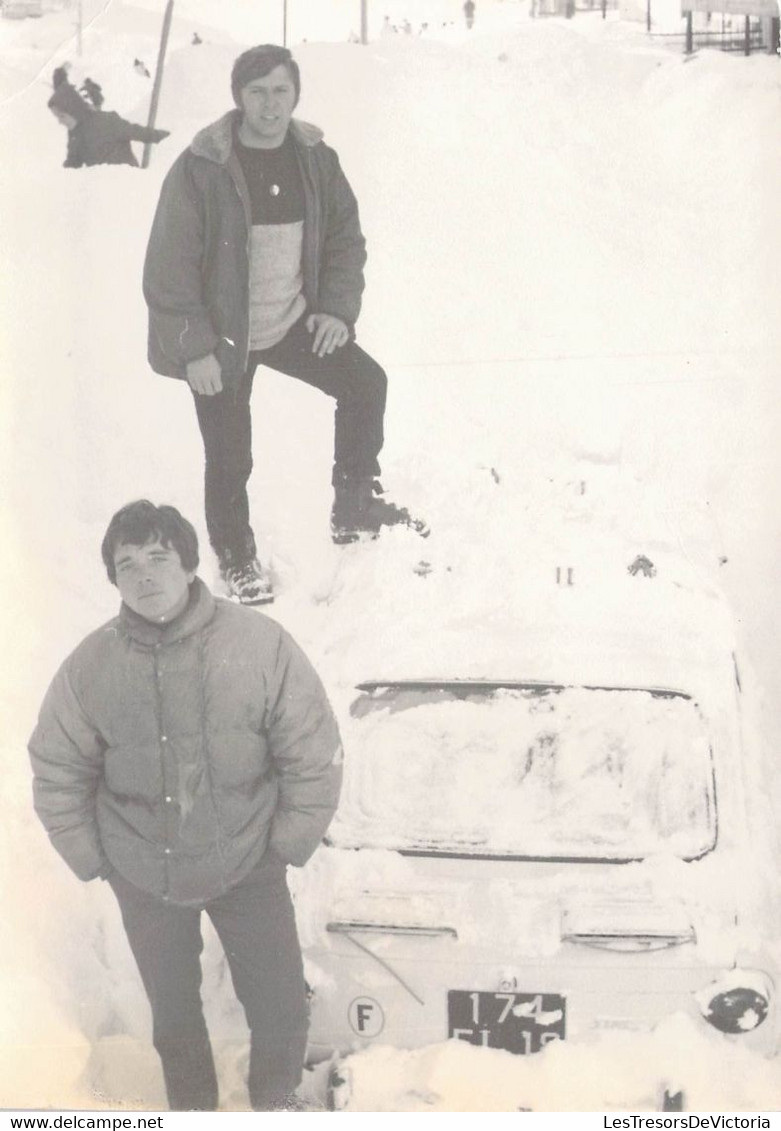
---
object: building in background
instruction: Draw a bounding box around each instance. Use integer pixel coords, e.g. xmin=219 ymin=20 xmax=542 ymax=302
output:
xmin=2 ymin=0 xmax=44 ymax=19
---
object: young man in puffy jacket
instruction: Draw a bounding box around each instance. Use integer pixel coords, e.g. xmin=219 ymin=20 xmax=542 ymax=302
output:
xmin=143 ymin=44 xmax=427 ymax=607
xmin=48 ymin=75 xmax=169 ymax=168
xmin=28 ymin=500 xmax=343 ymax=1111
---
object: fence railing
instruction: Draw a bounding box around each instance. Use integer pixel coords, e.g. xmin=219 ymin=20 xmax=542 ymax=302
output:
xmin=652 ymin=22 xmax=766 ymax=51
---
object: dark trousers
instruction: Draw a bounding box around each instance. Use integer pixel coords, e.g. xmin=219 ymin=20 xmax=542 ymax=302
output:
xmin=109 ymin=853 xmax=308 ymax=1111
xmin=192 ymin=316 xmax=388 ymax=567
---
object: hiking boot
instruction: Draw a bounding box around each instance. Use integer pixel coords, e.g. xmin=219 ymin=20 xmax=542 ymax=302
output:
xmin=330 ymin=476 xmax=430 ymax=544
xmin=220 ymin=558 xmax=274 ymax=605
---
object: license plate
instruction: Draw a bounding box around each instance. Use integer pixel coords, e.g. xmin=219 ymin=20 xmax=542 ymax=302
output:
xmin=448 ymin=990 xmax=566 ymax=1055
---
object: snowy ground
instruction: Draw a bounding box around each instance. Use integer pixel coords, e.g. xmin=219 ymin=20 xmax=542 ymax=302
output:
xmin=1 ymin=0 xmax=780 ymax=1113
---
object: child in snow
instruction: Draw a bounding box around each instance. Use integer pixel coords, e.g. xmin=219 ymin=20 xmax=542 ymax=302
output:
xmin=47 ymin=74 xmax=169 ymax=168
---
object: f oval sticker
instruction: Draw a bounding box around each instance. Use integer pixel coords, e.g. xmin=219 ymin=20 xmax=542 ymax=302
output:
xmin=348 ymin=996 xmax=385 ymax=1037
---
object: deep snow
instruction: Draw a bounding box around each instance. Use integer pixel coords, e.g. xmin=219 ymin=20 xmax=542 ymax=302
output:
xmin=1 ymin=0 xmax=780 ymax=1113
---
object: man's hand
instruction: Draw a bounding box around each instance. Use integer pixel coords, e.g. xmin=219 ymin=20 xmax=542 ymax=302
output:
xmin=186 ymin=353 xmax=223 ymax=395
xmin=306 ymin=313 xmax=349 ymax=358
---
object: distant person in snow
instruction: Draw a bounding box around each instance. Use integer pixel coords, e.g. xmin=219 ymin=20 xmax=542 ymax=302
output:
xmin=143 ymin=44 xmax=427 ymax=607
xmin=28 ymin=499 xmax=342 ymax=1112
xmin=464 ymin=0 xmax=476 ymax=28
xmin=47 ymin=76 xmax=170 ymax=168
xmin=79 ymin=76 xmax=104 ymax=108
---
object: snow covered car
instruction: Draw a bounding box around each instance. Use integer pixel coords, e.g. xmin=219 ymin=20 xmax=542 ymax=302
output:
xmin=293 ymin=563 xmax=779 ymax=1108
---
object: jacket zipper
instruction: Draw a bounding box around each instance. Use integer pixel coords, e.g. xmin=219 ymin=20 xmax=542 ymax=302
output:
xmin=227 ymin=153 xmax=253 ymax=374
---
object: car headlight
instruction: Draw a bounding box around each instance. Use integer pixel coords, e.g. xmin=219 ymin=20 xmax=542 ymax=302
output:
xmin=696 ymin=970 xmax=772 ymax=1034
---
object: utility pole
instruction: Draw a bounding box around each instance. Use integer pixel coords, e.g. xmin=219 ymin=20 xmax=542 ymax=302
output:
xmin=361 ymin=0 xmax=368 ymax=43
xmin=142 ymin=0 xmax=174 ymax=169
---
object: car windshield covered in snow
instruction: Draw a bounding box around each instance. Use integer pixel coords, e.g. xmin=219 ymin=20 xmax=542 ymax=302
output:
xmin=329 ymin=683 xmax=717 ymax=861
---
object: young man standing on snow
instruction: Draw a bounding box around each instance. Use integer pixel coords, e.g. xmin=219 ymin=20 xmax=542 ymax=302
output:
xmin=29 ymin=500 xmax=343 ymax=1111
xmin=143 ymin=44 xmax=427 ymax=606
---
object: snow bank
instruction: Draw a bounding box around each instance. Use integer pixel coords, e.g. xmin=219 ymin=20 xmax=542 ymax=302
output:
xmin=334 ymin=1015 xmax=781 ymax=1111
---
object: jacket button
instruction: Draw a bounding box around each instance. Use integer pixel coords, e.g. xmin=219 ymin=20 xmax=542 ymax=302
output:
xmin=165 ymin=795 xmax=173 ymax=804
xmin=161 ymin=735 xmax=168 ymax=742
xmin=164 ymin=847 xmax=171 ymax=855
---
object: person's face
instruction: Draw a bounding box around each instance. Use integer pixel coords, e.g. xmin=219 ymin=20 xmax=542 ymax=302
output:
xmin=113 ymin=539 xmax=195 ymax=624
xmin=238 ymin=64 xmax=297 ymax=148
xmin=52 ymin=109 xmax=77 ymax=130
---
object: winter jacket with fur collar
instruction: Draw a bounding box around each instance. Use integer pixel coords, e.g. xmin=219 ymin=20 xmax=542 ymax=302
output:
xmin=29 ymin=579 xmax=343 ymax=905
xmin=143 ymin=112 xmax=367 ymax=387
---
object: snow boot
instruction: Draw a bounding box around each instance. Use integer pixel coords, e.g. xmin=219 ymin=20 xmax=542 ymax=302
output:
xmin=221 ymin=558 xmax=274 ymax=605
xmin=265 ymin=1096 xmax=311 ymax=1112
xmin=330 ymin=476 xmax=429 ymax=544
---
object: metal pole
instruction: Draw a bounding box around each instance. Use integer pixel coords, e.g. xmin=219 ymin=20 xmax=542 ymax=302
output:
xmin=283 ymin=0 xmax=287 ymax=45
xmin=685 ymin=10 xmax=693 ymax=53
xmin=361 ymin=0 xmax=368 ymax=43
xmin=744 ymin=13 xmax=751 ymax=53
xmin=142 ymin=0 xmax=175 ymax=169
xmin=646 ymin=0 xmax=651 ymax=32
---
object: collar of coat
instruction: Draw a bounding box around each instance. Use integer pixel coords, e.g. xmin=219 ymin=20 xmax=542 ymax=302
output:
xmin=189 ymin=109 xmax=324 ymax=165
xmin=119 ymin=576 xmax=216 ymax=648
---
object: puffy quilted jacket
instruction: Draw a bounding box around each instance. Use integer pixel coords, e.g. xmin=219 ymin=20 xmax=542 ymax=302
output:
xmin=28 ymin=580 xmax=343 ymax=905
xmin=143 ymin=112 xmax=367 ymax=387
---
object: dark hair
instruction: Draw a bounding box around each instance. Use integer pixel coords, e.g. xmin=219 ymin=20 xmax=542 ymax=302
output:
xmin=101 ymin=500 xmax=199 ymax=585
xmin=231 ymin=44 xmax=300 ymax=108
